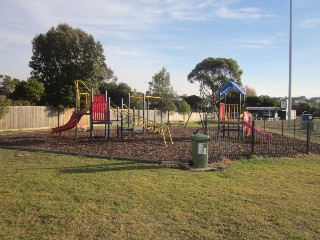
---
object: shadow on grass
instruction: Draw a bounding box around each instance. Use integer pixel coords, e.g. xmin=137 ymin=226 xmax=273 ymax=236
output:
xmin=59 ymin=163 xmax=165 ymax=174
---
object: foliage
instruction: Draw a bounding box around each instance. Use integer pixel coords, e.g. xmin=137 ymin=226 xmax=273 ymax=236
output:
xmin=177 ymin=100 xmax=191 ymax=117
xmin=129 ymin=90 xmax=144 ymax=109
xmin=9 ymin=100 xmax=32 ymax=106
xmin=246 ymin=96 xmax=263 ymax=107
xmin=187 ymin=57 xmax=243 ymax=100
xmin=99 ymin=81 xmax=132 ymax=107
xmin=183 ymin=95 xmax=203 ymax=111
xmin=0 ymin=96 xmax=10 ymax=119
xmin=29 ymin=23 xmax=116 ymax=108
xmin=148 ymin=67 xmax=176 ymax=112
xmin=0 ymin=75 xmax=20 ymax=96
xmin=243 ymin=85 xmax=257 ymax=96
xmin=260 ymin=95 xmax=279 ymax=107
xmin=0 ymin=149 xmax=319 ymax=239
xmin=293 ymin=102 xmax=318 ymax=116
xmin=246 ymin=95 xmax=279 ymax=107
xmin=9 ymin=78 xmax=44 ymax=105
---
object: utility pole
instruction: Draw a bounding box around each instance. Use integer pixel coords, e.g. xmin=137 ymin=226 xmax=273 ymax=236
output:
xmin=288 ymin=0 xmax=293 ymax=124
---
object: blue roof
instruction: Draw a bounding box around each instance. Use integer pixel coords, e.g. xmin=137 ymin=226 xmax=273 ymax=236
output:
xmin=219 ymin=81 xmax=246 ymax=95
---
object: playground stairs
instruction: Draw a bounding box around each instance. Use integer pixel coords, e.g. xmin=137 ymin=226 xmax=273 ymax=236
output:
xmin=110 ymin=106 xmax=173 ymax=146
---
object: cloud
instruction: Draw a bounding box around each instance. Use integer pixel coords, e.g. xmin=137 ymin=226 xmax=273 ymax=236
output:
xmin=299 ymin=19 xmax=320 ymax=29
xmin=0 ymin=0 xmax=269 ymax=45
xmin=230 ymin=36 xmax=280 ymax=49
xmin=215 ymin=7 xmax=263 ymax=19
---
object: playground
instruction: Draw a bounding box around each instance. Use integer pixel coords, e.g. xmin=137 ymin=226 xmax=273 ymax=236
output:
xmin=1 ymin=80 xmax=320 ymax=163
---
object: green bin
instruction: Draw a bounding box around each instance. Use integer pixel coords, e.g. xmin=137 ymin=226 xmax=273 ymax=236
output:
xmin=190 ymin=134 xmax=210 ymax=168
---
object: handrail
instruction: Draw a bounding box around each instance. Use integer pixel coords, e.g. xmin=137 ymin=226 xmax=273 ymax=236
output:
xmin=75 ymin=80 xmax=91 ymax=93
xmin=74 ymin=80 xmax=91 ymax=111
xmin=110 ymin=107 xmax=172 ymax=145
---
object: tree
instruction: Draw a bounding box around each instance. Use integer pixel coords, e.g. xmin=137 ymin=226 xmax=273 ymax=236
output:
xmin=9 ymin=78 xmax=44 ymax=105
xmin=183 ymin=95 xmax=203 ymax=111
xmin=293 ymin=102 xmax=318 ymax=116
xmin=178 ymin=100 xmax=191 ymax=120
xmin=246 ymin=96 xmax=263 ymax=107
xmin=243 ymin=85 xmax=257 ymax=96
xmin=99 ymin=81 xmax=132 ymax=107
xmin=0 ymin=75 xmax=20 ymax=96
xmin=246 ymin=95 xmax=279 ymax=107
xmin=187 ymin=57 xmax=243 ymax=99
xmin=260 ymin=95 xmax=279 ymax=107
xmin=29 ymin=23 xmax=116 ymax=108
xmin=148 ymin=67 xmax=177 ymax=112
xmin=0 ymin=96 xmax=10 ymax=119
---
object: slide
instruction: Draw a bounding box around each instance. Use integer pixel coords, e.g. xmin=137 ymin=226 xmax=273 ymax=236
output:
xmin=241 ymin=120 xmax=272 ymax=140
xmin=51 ymin=110 xmax=87 ymax=134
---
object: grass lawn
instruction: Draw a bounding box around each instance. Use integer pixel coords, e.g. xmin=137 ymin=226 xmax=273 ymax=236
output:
xmin=0 ymin=149 xmax=319 ymax=239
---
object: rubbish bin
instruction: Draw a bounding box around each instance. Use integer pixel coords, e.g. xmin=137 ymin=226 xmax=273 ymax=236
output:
xmin=301 ymin=114 xmax=313 ymax=130
xmin=190 ymin=134 xmax=210 ymax=168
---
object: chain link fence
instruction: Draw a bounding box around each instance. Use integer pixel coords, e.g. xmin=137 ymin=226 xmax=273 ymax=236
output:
xmin=208 ymin=119 xmax=320 ymax=162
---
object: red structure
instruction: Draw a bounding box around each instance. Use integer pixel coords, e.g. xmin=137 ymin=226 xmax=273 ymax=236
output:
xmin=219 ymin=103 xmax=225 ymax=120
xmin=92 ymin=94 xmax=109 ymax=123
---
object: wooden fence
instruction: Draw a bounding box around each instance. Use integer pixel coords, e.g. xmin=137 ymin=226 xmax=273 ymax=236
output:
xmin=0 ymin=106 xmax=86 ymax=131
xmin=0 ymin=106 xmax=208 ymax=131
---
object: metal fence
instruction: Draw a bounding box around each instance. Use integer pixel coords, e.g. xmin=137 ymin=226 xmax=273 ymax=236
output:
xmin=208 ymin=119 xmax=320 ymax=162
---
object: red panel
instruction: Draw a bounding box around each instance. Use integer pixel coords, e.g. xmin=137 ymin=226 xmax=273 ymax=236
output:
xmin=220 ymin=103 xmax=225 ymax=120
xmin=92 ymin=94 xmax=108 ymax=122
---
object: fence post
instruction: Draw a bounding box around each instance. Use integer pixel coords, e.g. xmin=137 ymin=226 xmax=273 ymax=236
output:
xmin=204 ymin=113 xmax=208 ymax=135
xmin=251 ymin=120 xmax=255 ymax=156
xmin=57 ymin=107 xmax=60 ymax=127
xmin=293 ymin=119 xmax=296 ymax=139
xmin=306 ymin=121 xmax=311 ymax=154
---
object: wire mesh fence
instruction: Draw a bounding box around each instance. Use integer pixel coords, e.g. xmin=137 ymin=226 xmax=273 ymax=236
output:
xmin=208 ymin=119 xmax=320 ymax=162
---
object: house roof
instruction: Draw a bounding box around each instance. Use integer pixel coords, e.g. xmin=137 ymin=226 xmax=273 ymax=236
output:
xmin=219 ymin=81 xmax=246 ymax=95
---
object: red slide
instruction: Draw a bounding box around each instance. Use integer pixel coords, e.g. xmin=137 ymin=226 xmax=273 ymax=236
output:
xmin=241 ymin=120 xmax=272 ymax=140
xmin=51 ymin=110 xmax=87 ymax=134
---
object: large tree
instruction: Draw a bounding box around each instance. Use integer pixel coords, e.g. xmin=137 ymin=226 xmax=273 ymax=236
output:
xmin=187 ymin=57 xmax=243 ymax=99
xmin=148 ymin=67 xmax=177 ymax=112
xmin=29 ymin=23 xmax=116 ymax=108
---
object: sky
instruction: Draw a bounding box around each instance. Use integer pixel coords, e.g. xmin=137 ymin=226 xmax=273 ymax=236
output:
xmin=1 ymin=0 xmax=319 ymax=98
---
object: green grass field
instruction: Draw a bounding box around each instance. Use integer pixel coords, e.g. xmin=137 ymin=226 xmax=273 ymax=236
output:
xmin=0 ymin=149 xmax=319 ymax=239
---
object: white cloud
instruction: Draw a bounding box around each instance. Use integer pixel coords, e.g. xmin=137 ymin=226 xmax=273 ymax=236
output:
xmin=230 ymin=36 xmax=279 ymax=49
xmin=215 ymin=7 xmax=263 ymax=19
xmin=299 ymin=19 xmax=320 ymax=29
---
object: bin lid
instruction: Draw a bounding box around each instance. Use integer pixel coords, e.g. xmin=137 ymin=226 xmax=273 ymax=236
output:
xmin=301 ymin=114 xmax=313 ymax=122
xmin=191 ymin=134 xmax=210 ymax=141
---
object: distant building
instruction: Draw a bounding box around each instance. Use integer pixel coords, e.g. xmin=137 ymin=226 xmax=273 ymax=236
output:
xmin=246 ymin=107 xmax=279 ymax=120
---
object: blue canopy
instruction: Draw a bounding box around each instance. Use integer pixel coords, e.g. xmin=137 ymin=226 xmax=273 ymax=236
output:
xmin=219 ymin=81 xmax=246 ymax=95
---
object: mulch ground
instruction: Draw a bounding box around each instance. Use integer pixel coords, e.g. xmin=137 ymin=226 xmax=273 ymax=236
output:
xmin=0 ymin=127 xmax=202 ymax=163
xmin=1 ymin=126 xmax=318 ymax=168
